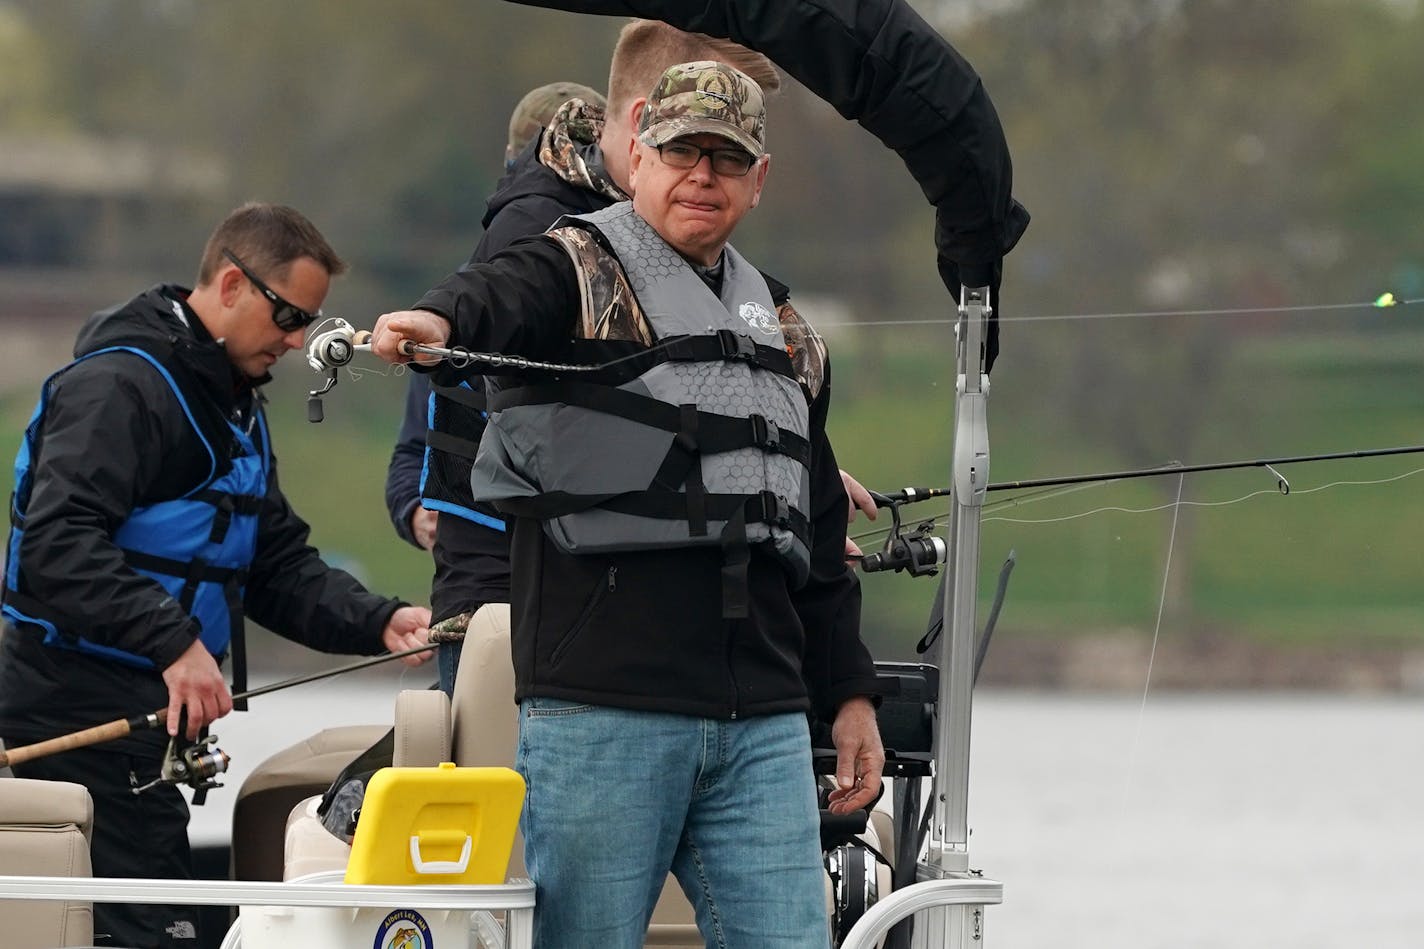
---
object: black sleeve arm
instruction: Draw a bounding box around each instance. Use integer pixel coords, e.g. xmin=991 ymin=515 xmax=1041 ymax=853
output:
xmin=244 ymin=450 xmax=399 ymax=655
xmin=12 ymin=356 xmax=206 ymax=671
xmin=385 ymin=372 xmax=430 ymax=548
xmin=463 ymin=194 xmax=576 ymax=270
xmin=793 ymin=363 xmax=883 ymax=720
xmin=501 ymin=0 xmax=1029 ymax=281
xmin=414 ymin=237 xmax=580 ymax=357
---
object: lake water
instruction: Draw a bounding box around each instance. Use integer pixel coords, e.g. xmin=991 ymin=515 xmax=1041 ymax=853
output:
xmin=969 ymin=691 xmax=1424 ymax=948
xmin=175 ymin=680 xmax=1424 ymax=948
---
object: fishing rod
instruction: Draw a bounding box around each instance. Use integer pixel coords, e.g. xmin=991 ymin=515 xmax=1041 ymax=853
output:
xmin=869 ymin=442 xmax=1424 ymax=511
xmin=856 ymin=443 xmax=1424 ymax=575
xmin=303 ymin=316 xmax=628 ymax=421
xmin=0 ymin=642 xmax=440 ymax=794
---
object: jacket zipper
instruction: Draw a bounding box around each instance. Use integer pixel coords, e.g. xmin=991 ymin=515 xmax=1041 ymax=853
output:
xmin=726 ymin=619 xmax=739 ymax=720
xmin=550 ymin=566 xmax=615 ymax=665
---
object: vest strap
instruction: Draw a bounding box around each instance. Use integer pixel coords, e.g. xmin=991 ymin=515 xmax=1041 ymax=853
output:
xmin=489 ymin=382 xmax=812 ymax=467
xmin=666 ymin=329 xmax=795 ymax=376
xmin=191 ymin=490 xmax=264 ymax=545
xmin=178 ymin=559 xmax=206 ymax=613
xmin=432 ymin=383 xmax=488 ymax=412
xmin=122 ymin=549 xmax=249 ymax=587
xmin=492 ymin=489 xmax=803 ymax=621
xmin=719 ymin=502 xmax=752 ymax=619
xmin=425 ymin=429 xmax=483 ymax=461
xmin=191 ymin=490 xmax=264 ymax=514
xmin=226 ymin=574 xmax=248 ymax=710
xmin=495 ymin=489 xmax=808 ymax=541
xmin=676 ymin=404 xmax=708 ymax=536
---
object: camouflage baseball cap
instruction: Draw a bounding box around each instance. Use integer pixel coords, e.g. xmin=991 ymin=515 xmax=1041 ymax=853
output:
xmin=507 ymin=81 xmax=606 ymax=158
xmin=637 ymin=60 xmax=766 ymax=159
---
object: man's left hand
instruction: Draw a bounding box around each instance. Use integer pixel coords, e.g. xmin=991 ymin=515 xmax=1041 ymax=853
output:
xmin=841 ymin=469 xmax=877 ymax=565
xmin=826 ymin=695 xmax=884 ymax=814
xmin=382 ymin=605 xmax=434 ymax=666
xmin=411 ymin=506 xmax=439 ymax=551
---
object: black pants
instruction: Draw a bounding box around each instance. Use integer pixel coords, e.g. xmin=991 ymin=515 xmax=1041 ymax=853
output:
xmin=6 ymin=740 xmax=202 ymax=948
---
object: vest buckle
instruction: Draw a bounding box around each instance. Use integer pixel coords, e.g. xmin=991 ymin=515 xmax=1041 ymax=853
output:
xmin=749 ymin=414 xmax=781 ymax=452
xmin=716 ymin=328 xmax=756 ymax=362
xmin=755 ymin=490 xmax=791 ymax=529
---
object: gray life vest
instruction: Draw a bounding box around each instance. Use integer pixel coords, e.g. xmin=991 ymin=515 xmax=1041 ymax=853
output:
xmin=470 ymin=203 xmax=813 ymax=616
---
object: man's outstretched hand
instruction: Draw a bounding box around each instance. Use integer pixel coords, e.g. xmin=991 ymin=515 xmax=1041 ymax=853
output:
xmin=370 ymin=310 xmax=452 ymax=365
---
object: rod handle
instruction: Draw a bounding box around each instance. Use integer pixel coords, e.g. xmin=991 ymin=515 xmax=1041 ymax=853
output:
xmin=0 ymin=711 xmax=162 ymax=769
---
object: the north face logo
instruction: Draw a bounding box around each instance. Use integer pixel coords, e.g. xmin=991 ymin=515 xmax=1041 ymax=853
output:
xmin=164 ymin=920 xmax=197 ymax=939
xmin=738 ymin=301 xmax=778 ymax=335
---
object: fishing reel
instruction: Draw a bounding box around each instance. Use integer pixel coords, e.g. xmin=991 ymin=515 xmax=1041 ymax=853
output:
xmin=306 ymin=317 xmax=368 ymax=373
xmin=826 ymin=839 xmax=879 ymax=943
xmin=305 ymin=317 xmax=372 ymax=422
xmin=860 ymin=491 xmax=947 ymax=577
xmin=812 ymin=773 xmax=887 ymax=945
xmin=133 ymin=727 xmax=230 ymax=804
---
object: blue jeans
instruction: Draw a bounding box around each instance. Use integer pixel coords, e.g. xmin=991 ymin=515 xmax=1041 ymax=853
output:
xmin=516 ymin=700 xmax=828 ymax=949
xmin=437 ymin=640 xmax=463 ymax=696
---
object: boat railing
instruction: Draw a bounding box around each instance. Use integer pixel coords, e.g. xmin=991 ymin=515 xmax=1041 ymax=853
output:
xmin=0 ymin=874 xmax=535 ymax=949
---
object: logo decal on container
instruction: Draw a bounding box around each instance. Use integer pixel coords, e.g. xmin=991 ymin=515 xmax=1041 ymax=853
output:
xmin=374 ymin=908 xmax=432 ymax=949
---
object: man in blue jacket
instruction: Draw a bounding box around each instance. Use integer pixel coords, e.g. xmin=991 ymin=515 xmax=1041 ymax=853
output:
xmin=0 ymin=202 xmax=432 ymax=948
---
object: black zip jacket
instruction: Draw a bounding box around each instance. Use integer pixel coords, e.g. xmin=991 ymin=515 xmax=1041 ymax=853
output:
xmin=414 ymin=237 xmax=879 ymax=721
xmin=0 ymin=286 xmax=400 ymax=751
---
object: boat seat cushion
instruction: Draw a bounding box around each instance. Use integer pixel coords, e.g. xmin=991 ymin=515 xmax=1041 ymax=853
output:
xmin=0 ymin=777 xmax=94 ymax=948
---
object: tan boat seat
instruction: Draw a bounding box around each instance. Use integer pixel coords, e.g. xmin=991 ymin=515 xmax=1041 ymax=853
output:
xmin=230 ymin=723 xmax=390 ymax=882
xmin=0 ymin=776 xmax=94 ymax=948
xmin=233 ymin=686 xmax=451 ymax=884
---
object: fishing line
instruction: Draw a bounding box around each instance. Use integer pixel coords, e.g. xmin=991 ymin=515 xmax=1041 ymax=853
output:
xmin=342 ymin=363 xmax=407 ymax=382
xmin=850 ymin=466 xmax=1424 ymax=544
xmin=985 ymin=465 xmax=1424 ymax=526
xmin=812 ymin=292 xmax=1420 ymax=329
xmin=1115 ymin=472 xmax=1184 ymax=831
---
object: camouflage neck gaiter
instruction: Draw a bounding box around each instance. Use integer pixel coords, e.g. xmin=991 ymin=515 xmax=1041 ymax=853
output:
xmin=539 ymin=98 xmax=627 ymax=203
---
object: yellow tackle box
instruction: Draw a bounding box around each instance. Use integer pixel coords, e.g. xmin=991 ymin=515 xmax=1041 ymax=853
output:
xmin=344 ymin=762 xmax=525 ymax=886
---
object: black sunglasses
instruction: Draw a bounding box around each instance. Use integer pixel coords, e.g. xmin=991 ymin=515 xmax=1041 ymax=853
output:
xmin=655 ymin=141 xmax=756 ymax=177
xmin=222 ymin=249 xmax=321 ymax=332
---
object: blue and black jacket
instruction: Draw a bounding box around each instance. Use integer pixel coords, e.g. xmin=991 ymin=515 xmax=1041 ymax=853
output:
xmin=0 ymin=286 xmax=401 ymax=750
xmin=5 ymin=342 xmax=268 ymax=673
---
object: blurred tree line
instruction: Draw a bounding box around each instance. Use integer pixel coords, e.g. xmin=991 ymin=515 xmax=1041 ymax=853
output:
xmin=3 ymin=0 xmax=1418 ymax=366
xmin=1 ymin=0 xmax=1422 ymax=649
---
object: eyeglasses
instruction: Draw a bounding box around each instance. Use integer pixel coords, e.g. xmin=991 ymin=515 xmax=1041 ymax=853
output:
xmin=222 ymin=249 xmax=321 ymax=332
xmin=655 ymin=141 xmax=756 ymax=177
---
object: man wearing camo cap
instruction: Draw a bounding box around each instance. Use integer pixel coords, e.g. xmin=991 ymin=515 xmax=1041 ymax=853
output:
xmin=371 ymin=61 xmax=883 ymax=947
xmin=638 ymin=58 xmax=767 ymax=154
xmin=380 ymin=23 xmax=795 ymax=700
